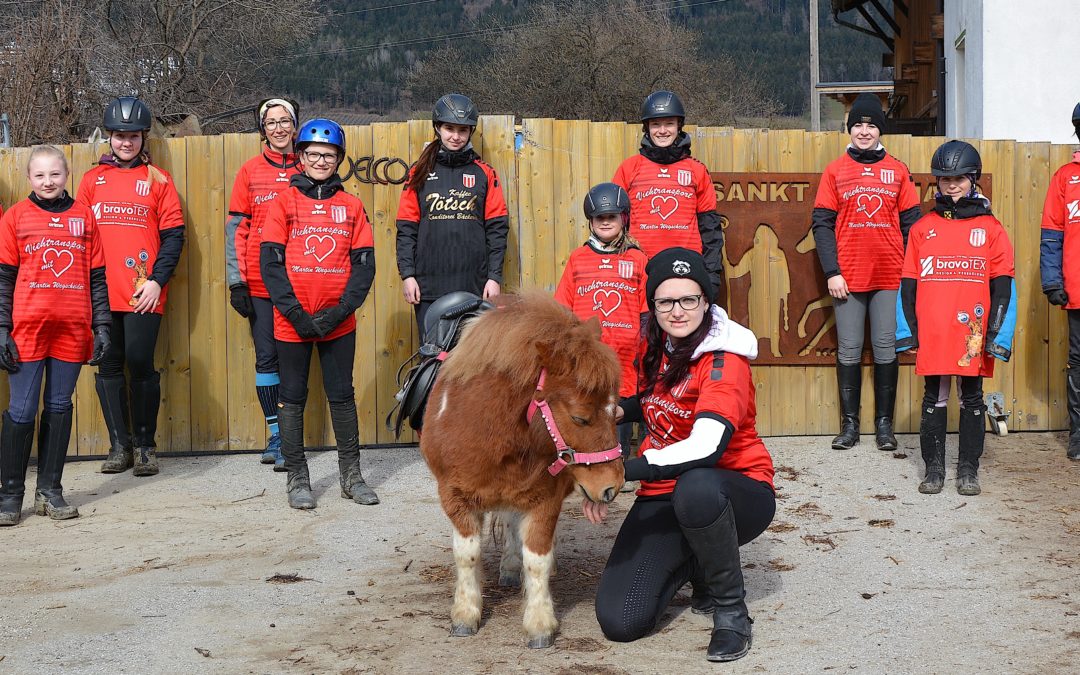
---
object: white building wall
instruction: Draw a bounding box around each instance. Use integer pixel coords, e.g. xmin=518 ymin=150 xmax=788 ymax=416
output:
xmin=945 ymin=0 xmax=1079 ymax=144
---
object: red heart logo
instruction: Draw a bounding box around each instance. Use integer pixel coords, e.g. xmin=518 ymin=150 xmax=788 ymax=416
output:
xmin=303 ymin=234 xmax=336 ymax=263
xmin=42 ymin=248 xmax=74 ymax=278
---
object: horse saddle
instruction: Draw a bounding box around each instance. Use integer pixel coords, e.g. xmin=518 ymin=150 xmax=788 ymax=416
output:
xmin=387 ymin=291 xmax=493 ymax=438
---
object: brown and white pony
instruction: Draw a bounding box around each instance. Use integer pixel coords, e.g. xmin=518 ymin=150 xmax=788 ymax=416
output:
xmin=420 ymin=292 xmax=625 ymax=648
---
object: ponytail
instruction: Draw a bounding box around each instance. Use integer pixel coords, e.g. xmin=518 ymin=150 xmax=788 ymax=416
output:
xmin=406 ymin=135 xmax=441 ymax=193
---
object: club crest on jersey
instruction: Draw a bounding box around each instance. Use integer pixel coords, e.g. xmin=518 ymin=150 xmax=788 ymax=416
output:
xmin=462 ymin=173 xmax=475 ymax=188
xmin=1067 ymin=199 xmax=1080 ymax=219
xmin=331 ymin=205 xmax=347 ymax=224
xmin=677 ymin=169 xmax=693 ymax=186
xmin=311 ymin=203 xmax=326 ymax=215
xmin=879 ymin=168 xmax=894 ymax=184
xmin=618 ymin=259 xmax=634 ymax=279
xmin=68 ymin=218 xmax=85 ymax=237
xmin=969 ymin=228 xmax=986 ymax=247
xmin=671 ymin=374 xmax=692 ymax=399
xmin=135 ymin=180 xmax=150 ymax=197
xmin=598 ymin=257 xmax=613 ymax=270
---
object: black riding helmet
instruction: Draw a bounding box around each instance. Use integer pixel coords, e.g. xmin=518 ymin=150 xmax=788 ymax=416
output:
xmin=640 ymin=90 xmax=685 ymax=124
xmin=104 ymin=96 xmax=152 ymax=132
xmin=583 ymin=183 xmax=630 ymax=220
xmin=931 ymin=140 xmax=982 ymax=180
xmin=432 ymin=94 xmax=479 ymax=129
xmin=1072 ymin=102 xmax=1080 ymax=136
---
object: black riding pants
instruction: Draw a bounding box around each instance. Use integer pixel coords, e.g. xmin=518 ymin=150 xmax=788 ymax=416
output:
xmin=595 ymin=467 xmax=775 ymax=642
xmin=276 ymin=331 xmax=356 ymax=406
xmin=97 ymin=311 xmax=162 ymax=381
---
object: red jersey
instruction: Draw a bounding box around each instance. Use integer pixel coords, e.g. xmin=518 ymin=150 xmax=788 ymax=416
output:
xmin=613 ymin=155 xmax=715 ymax=259
xmin=1041 ymin=158 xmax=1080 ymax=309
xmin=227 ymin=150 xmax=301 ymax=298
xmin=637 ymin=350 xmax=774 ymax=496
xmin=813 ymin=153 xmax=919 ymax=291
xmin=554 ymin=244 xmax=649 ymax=397
xmin=902 ymin=211 xmax=1014 ymax=377
xmin=0 ymin=199 xmax=104 ymax=362
xmin=262 ymin=186 xmax=374 ymax=342
xmin=76 ymin=164 xmax=185 ymax=313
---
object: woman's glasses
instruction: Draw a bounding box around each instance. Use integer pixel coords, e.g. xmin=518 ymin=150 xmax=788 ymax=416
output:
xmin=303 ymin=150 xmax=339 ymax=165
xmin=654 ymin=294 xmax=704 ymax=313
xmin=264 ymin=118 xmax=294 ymax=131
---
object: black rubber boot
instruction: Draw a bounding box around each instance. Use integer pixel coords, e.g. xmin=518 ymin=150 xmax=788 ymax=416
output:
xmin=956 ymin=406 xmax=985 ymax=496
xmin=831 ymin=363 xmax=862 ymax=449
xmin=130 ymin=373 xmax=161 ymax=477
xmin=918 ymin=405 xmax=947 ymax=494
xmin=1067 ymin=370 xmax=1080 ymax=461
xmin=0 ymin=412 xmax=35 ymax=526
xmin=96 ymin=374 xmax=134 ymax=474
xmin=330 ymin=401 xmax=379 ymax=506
xmin=681 ymin=503 xmax=752 ymax=663
xmin=278 ymin=402 xmax=315 ymax=509
xmin=873 ymin=360 xmax=899 ymax=451
xmin=34 ymin=410 xmax=78 ymax=520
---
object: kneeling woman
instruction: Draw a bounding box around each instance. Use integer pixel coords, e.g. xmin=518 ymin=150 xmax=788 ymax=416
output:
xmin=261 ymin=119 xmax=378 ymax=510
xmin=586 ymin=247 xmax=775 ymax=662
xmin=0 ymin=145 xmax=110 ymax=525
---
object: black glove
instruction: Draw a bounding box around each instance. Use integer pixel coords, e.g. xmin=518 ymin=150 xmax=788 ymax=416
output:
xmin=312 ymin=303 xmax=352 ymax=336
xmin=286 ymin=306 xmax=323 ymax=339
xmin=88 ymin=326 xmax=111 ymax=366
xmin=230 ymin=284 xmax=255 ymax=318
xmin=1047 ymin=288 xmax=1069 ymax=307
xmin=0 ymin=327 xmax=19 ymax=373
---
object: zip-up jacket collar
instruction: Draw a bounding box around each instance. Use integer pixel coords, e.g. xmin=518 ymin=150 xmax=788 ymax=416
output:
xmin=933 ymin=192 xmax=993 ymax=219
xmin=263 ymin=148 xmax=300 ymax=170
xmin=290 ymin=172 xmax=344 ymax=200
xmin=436 ymin=143 xmax=478 ymax=168
xmin=28 ymin=191 xmax=75 ymax=213
xmin=846 ymin=143 xmax=887 ymax=164
xmin=639 ymin=131 xmax=692 ymax=165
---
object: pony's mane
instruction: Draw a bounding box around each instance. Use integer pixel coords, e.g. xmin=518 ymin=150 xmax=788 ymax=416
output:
xmin=440 ymin=290 xmax=621 ymax=396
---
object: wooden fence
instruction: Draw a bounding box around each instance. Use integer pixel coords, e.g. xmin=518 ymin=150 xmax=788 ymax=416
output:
xmin=0 ymin=118 xmax=1072 ymax=455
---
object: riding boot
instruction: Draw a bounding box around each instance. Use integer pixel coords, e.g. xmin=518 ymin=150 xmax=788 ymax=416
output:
xmin=873 ymin=360 xmax=899 ymax=451
xmin=34 ymin=410 xmax=78 ymax=520
xmin=956 ymin=406 xmax=985 ymax=496
xmin=0 ymin=412 xmax=35 ymax=526
xmin=95 ymin=374 xmax=133 ymax=473
xmin=681 ymin=503 xmax=752 ymax=662
xmin=330 ymin=401 xmax=379 ymax=505
xmin=1066 ymin=370 xmax=1080 ymax=461
xmin=918 ymin=405 xmax=947 ymax=494
xmin=278 ymin=402 xmax=314 ymax=509
xmin=831 ymin=363 xmax=862 ymax=449
xmin=130 ymin=373 xmax=160 ymax=477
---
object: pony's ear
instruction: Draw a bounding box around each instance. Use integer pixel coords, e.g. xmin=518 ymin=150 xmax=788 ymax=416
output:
xmin=583 ymin=315 xmax=602 ymax=339
xmin=535 ymin=340 xmax=554 ymax=367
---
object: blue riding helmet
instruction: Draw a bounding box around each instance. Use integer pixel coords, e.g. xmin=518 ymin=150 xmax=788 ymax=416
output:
xmin=296 ymin=118 xmax=346 ymax=155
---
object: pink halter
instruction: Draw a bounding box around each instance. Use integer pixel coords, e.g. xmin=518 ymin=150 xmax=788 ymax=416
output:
xmin=526 ymin=369 xmax=624 ymax=476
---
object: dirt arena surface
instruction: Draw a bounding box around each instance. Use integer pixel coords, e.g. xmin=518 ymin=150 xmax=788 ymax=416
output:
xmin=1 ymin=432 xmax=1078 ymax=674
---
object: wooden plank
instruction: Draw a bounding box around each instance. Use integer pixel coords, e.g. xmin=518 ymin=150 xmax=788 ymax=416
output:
xmin=587 ymin=121 xmax=629 ymax=199
xmin=478 ymin=115 xmax=519 ymax=293
xmin=370 ymin=122 xmax=415 ymax=444
xmin=552 ymin=120 xmax=591 ymax=277
xmin=221 ymin=132 xmax=264 ymax=452
xmin=1011 ymin=141 xmax=1051 ymax=430
xmin=181 ymin=135 xmax=226 ymax=451
xmin=518 ymin=118 xmax=555 ymax=289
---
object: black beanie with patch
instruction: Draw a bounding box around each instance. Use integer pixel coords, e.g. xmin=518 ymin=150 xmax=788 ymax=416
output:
xmin=846 ymin=93 xmax=886 ymax=133
xmin=645 ymin=247 xmax=716 ymax=310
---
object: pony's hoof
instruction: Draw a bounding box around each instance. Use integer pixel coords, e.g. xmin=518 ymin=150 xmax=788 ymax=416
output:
xmin=450 ymin=623 xmax=477 ymax=637
xmin=498 ymin=574 xmax=520 ymax=588
xmin=527 ymin=634 xmax=555 ymax=649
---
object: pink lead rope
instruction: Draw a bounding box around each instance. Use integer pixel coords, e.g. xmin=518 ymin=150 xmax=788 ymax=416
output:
xmin=526 ymin=368 xmax=623 ymax=476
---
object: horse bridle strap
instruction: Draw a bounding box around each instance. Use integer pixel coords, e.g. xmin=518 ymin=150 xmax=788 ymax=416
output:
xmin=526 ymin=368 xmax=623 ymax=476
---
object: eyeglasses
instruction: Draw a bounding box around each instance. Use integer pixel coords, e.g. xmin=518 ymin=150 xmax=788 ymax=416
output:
xmin=654 ymin=295 xmax=704 ymax=313
xmin=264 ymin=118 xmax=294 ymax=131
xmin=303 ymin=150 xmax=338 ymax=165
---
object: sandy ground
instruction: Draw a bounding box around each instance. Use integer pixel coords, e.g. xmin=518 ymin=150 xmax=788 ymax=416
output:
xmin=1 ymin=431 xmax=1079 ymax=674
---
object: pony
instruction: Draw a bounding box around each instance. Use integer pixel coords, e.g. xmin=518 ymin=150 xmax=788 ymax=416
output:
xmin=420 ymin=292 xmax=626 ymax=648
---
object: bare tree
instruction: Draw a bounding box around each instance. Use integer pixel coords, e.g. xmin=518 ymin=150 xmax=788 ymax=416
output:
xmin=0 ymin=0 xmax=321 ymax=145
xmin=406 ymin=0 xmax=778 ymax=125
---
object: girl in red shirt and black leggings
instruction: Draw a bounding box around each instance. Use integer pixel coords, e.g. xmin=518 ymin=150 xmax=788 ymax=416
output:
xmin=0 ymin=145 xmax=111 ymax=525
xmin=77 ymin=97 xmax=186 ymax=478
xmin=811 ymin=93 xmax=921 ymax=451
xmin=261 ymin=118 xmax=378 ymax=510
xmin=586 ymin=248 xmax=775 ymax=663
